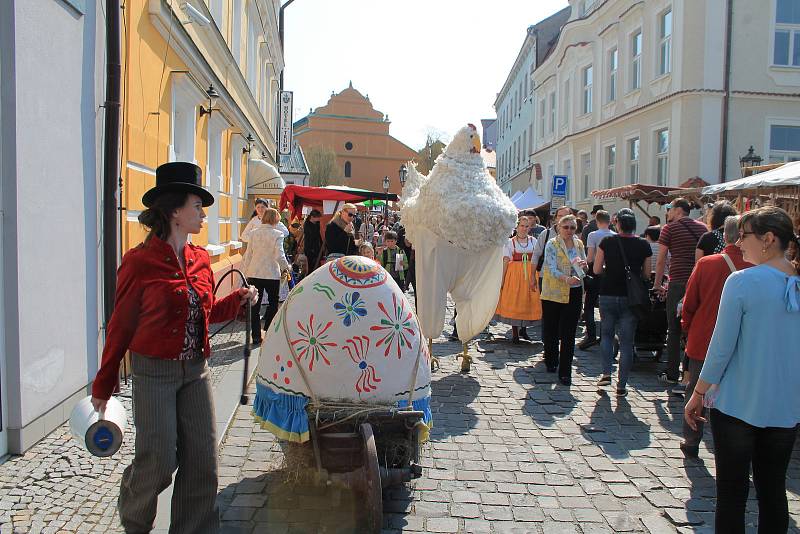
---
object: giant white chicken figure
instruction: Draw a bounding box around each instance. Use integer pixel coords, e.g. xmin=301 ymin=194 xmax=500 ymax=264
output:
xmin=400 ymin=124 xmax=518 ymax=371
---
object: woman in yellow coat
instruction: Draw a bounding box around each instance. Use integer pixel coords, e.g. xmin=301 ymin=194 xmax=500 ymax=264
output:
xmin=495 ymin=216 xmax=543 ymax=343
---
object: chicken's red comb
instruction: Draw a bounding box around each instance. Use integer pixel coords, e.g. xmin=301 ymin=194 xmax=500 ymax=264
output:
xmin=467 ymin=123 xmax=476 ymax=130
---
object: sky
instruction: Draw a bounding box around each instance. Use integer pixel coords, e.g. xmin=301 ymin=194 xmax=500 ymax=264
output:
xmin=283 ymin=0 xmax=569 ymax=151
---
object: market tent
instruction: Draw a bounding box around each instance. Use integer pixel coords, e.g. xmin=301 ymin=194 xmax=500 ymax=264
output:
xmin=509 ymin=190 xmax=523 ymax=203
xmin=512 ymin=187 xmax=548 ymax=210
xmin=702 ymin=161 xmax=800 ymax=195
xmin=359 ymin=199 xmax=386 ymax=207
xmin=279 ymin=184 xmax=399 ymax=218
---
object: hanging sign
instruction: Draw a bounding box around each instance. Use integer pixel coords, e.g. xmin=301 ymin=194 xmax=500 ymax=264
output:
xmin=278 ymin=91 xmax=293 ymax=156
xmin=550 ymin=175 xmax=568 ymax=214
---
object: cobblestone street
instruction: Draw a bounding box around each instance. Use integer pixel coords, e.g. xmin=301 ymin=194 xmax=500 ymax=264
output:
xmin=2 ymin=310 xmax=800 ymax=533
xmin=215 ymin=310 xmax=800 ymax=534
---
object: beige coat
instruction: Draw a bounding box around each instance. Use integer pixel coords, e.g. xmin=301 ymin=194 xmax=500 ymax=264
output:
xmin=242 ymin=225 xmax=289 ymax=280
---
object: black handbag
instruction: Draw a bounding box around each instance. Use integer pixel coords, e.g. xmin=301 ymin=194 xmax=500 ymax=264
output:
xmin=616 ymin=236 xmax=649 ymax=319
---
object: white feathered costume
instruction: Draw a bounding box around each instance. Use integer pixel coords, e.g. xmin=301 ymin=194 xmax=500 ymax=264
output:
xmin=401 ymin=124 xmax=517 ymax=344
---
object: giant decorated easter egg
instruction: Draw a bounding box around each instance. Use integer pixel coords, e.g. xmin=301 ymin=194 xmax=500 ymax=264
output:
xmin=253 ymin=255 xmax=432 ymax=442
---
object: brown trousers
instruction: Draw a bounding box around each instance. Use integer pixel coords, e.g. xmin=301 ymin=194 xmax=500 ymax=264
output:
xmin=119 ymin=353 xmax=219 ymax=534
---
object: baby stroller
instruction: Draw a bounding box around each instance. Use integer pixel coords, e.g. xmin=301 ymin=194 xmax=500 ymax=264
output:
xmin=632 ymin=289 xmax=668 ymax=360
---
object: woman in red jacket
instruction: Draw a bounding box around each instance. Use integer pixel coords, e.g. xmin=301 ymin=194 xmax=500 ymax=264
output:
xmin=91 ymin=162 xmax=255 ymax=533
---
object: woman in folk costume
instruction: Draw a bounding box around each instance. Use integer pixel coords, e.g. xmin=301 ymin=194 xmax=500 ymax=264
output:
xmin=495 ymin=216 xmax=543 ymax=343
xmin=91 ymin=162 xmax=256 ymax=533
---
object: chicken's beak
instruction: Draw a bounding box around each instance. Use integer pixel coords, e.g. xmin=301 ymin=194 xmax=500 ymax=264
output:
xmin=471 ymin=135 xmax=481 ymax=154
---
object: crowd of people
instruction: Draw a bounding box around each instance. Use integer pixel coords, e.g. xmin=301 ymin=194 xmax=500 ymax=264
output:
xmin=492 ymin=197 xmax=800 ymax=532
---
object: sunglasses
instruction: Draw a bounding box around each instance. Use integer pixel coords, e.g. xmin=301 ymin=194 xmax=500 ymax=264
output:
xmin=343 ymin=211 xmax=355 ymax=217
xmin=561 ymin=225 xmax=577 ymax=230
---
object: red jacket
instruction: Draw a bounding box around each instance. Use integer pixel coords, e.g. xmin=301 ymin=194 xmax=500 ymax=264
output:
xmin=681 ymin=245 xmax=751 ymax=361
xmin=92 ymin=236 xmax=242 ymax=400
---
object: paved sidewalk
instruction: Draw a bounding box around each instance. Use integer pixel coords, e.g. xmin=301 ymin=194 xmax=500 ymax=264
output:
xmin=215 ymin=309 xmax=800 ymax=533
xmin=0 ymin=320 xmax=255 ymax=534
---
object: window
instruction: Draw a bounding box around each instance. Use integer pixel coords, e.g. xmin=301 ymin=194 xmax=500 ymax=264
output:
xmin=539 ymin=99 xmax=546 ymax=139
xmin=209 ymin=0 xmax=225 ymax=30
xmin=549 ymin=92 xmax=556 ymax=134
xmin=230 ymin=138 xmax=244 ymax=241
xmin=659 ymin=10 xmax=673 ymax=75
xmin=170 ymin=77 xmax=202 ymax=163
xmin=562 ymin=78 xmax=571 ymax=124
xmin=206 ymin=114 xmax=228 ymax=246
xmin=628 ymin=137 xmax=640 ymax=184
xmin=769 ymin=124 xmax=800 ymax=162
xmin=246 ymin=3 xmax=259 ymax=93
xmin=631 ymin=31 xmax=642 ymax=90
xmin=608 ymin=48 xmax=618 ymax=102
xmin=344 ymin=161 xmax=352 ymax=178
xmin=581 ymin=153 xmax=591 ymax=199
xmin=605 ymin=145 xmax=616 ymax=188
xmin=656 ymin=129 xmax=669 ymax=186
xmin=345 ymin=141 xmax=353 ymax=151
xmin=582 ymin=65 xmax=593 ymax=114
xmin=522 ymin=131 xmax=527 ymax=163
xmin=231 ymin=0 xmax=242 ymax=68
xmin=774 ymin=0 xmax=800 ymax=66
xmin=564 ymin=160 xmax=572 ymax=201
xmin=528 ymin=124 xmax=534 ymax=153
xmin=547 ymin=164 xmax=555 ymax=185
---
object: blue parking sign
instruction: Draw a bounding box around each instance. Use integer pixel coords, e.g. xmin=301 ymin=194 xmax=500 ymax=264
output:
xmin=552 ymin=175 xmax=568 ymax=197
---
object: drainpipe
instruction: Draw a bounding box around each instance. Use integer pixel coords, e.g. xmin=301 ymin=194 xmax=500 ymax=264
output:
xmin=103 ymin=0 xmax=122 ymax=325
xmin=276 ymin=0 xmax=296 ymax=162
xmin=719 ymin=0 xmax=733 ymax=183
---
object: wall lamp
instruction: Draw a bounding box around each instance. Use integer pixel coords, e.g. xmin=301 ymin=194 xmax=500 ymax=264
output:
xmin=198 ymin=84 xmax=220 ymax=117
xmin=243 ymin=134 xmax=255 ymax=154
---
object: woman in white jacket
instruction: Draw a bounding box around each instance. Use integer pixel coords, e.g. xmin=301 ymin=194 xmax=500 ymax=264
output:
xmin=242 ymin=207 xmax=289 ymax=344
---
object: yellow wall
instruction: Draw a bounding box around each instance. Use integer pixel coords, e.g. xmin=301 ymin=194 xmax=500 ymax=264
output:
xmin=121 ymin=0 xmax=251 ymax=274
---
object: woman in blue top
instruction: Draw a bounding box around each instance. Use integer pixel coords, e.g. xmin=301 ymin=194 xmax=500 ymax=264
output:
xmin=684 ymin=206 xmax=800 ymax=534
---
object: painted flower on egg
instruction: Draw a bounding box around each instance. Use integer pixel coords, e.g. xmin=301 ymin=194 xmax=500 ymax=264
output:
xmin=290 ymin=314 xmax=337 ymax=371
xmin=333 ymin=291 xmax=368 ymax=327
xmin=370 ymin=294 xmax=415 ymax=359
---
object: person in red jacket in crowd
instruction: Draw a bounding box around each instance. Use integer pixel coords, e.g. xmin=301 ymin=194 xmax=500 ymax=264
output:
xmin=679 ymin=215 xmax=751 ymax=458
xmin=91 ymin=162 xmax=256 ymax=533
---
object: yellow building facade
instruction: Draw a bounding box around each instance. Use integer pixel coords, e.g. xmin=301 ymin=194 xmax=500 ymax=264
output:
xmin=121 ymin=0 xmax=283 ymax=280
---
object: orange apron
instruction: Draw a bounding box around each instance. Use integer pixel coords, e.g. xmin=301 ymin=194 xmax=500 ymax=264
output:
xmin=495 ymin=239 xmax=543 ymax=322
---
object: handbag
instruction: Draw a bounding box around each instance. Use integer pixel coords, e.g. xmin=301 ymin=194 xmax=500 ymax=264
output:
xmin=616 ymin=236 xmax=649 ymax=319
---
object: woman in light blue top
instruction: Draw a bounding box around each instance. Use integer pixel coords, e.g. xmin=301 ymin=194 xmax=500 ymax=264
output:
xmin=684 ymin=206 xmax=800 ymax=534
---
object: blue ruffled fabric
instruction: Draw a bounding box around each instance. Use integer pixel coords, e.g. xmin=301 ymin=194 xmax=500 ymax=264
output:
xmin=396 ymin=395 xmax=433 ymax=427
xmin=252 ymin=382 xmax=310 ymax=442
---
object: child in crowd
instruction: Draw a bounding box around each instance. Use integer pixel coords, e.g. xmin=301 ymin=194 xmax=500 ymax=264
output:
xmin=359 ymin=242 xmax=375 ymax=260
xmin=378 ymin=231 xmax=409 ymax=290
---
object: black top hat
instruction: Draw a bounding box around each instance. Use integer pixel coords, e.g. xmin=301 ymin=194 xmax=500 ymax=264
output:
xmin=142 ymin=162 xmax=215 ymax=208
xmin=591 ymin=204 xmax=604 ymax=214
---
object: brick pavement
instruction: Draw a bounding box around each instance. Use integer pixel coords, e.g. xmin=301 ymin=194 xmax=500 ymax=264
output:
xmin=215 ymin=309 xmax=800 ymax=534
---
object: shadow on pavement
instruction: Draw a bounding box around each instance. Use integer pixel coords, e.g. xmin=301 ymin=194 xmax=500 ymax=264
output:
xmin=512 ymin=366 xmax=579 ymax=428
xmin=427 ymin=373 xmax=480 ymax=440
xmin=580 ymin=393 xmax=651 ymax=459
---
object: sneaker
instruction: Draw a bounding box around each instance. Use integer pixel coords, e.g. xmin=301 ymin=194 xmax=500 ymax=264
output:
xmin=658 ymin=372 xmax=679 ymax=384
xmin=578 ymin=337 xmax=600 ymax=350
xmin=671 ymin=384 xmax=687 ymax=396
xmin=616 ymin=388 xmax=628 ymax=397
xmin=596 ymin=375 xmax=612 ymax=387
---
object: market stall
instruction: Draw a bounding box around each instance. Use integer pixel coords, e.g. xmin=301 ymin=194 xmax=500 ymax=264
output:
xmin=280 ymin=184 xmax=400 ymax=219
xmin=699 ymin=161 xmax=800 ymax=221
xmin=591 ymin=183 xmax=703 ymax=218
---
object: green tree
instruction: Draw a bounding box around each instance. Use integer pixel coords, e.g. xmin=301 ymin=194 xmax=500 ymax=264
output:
xmin=305 ymin=145 xmax=344 ymax=186
xmin=415 ymin=132 xmax=447 ymax=175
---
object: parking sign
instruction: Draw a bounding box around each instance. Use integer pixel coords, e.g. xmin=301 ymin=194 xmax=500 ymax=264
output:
xmin=551 ymin=175 xmax=568 ymax=214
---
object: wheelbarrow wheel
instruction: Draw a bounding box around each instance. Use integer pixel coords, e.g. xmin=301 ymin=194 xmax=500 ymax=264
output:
xmin=359 ymin=423 xmax=383 ymax=534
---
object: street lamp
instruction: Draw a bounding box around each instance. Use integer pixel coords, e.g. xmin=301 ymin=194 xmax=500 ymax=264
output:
xmin=399 ymin=164 xmax=408 ymax=187
xmin=199 ymin=84 xmax=219 ymax=117
xmin=739 ymin=146 xmax=763 ymax=177
xmin=382 ymin=175 xmax=390 ymax=224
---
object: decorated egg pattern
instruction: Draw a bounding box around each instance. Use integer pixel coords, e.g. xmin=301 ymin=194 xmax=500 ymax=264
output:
xmin=253 ymin=256 xmax=432 ymax=442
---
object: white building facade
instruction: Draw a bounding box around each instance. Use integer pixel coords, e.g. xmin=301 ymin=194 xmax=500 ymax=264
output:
xmin=528 ymin=0 xmax=800 ymax=214
xmin=0 ymin=0 xmax=106 ymax=456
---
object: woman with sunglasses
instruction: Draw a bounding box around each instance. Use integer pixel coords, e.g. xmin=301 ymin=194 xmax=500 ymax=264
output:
xmin=540 ymin=213 xmax=588 ymax=385
xmin=685 ymin=206 xmax=800 ymax=533
xmin=325 ymin=203 xmax=359 ymax=260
